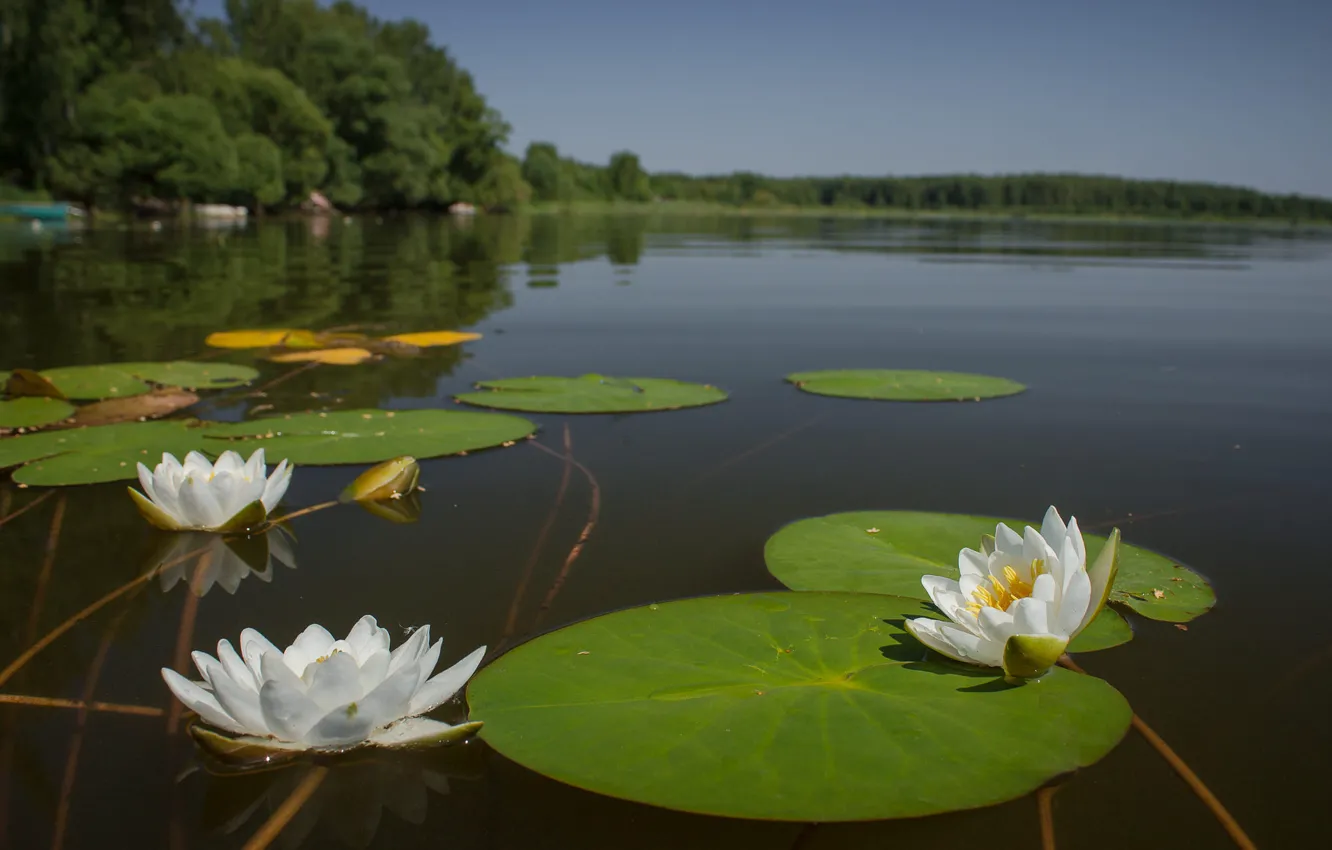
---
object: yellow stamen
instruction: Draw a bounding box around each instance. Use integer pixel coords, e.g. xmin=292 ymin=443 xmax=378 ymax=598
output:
xmin=965 ymin=559 xmax=1045 ymax=614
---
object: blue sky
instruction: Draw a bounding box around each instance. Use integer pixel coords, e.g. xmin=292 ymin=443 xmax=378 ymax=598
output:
xmin=193 ymin=0 xmax=1332 ymax=196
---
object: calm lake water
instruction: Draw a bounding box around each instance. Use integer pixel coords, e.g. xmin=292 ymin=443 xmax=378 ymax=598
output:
xmin=1 ymin=213 xmax=1329 ymax=849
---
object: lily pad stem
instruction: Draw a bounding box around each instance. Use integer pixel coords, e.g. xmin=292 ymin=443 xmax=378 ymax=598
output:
xmin=528 ymin=438 xmax=602 ymax=629
xmin=241 ymin=766 xmax=329 ymax=850
xmin=1058 ymin=655 xmax=1256 ymax=850
xmin=1037 ymin=786 xmax=1058 ymax=850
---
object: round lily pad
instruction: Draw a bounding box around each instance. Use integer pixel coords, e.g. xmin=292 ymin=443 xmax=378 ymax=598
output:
xmin=468 ymin=591 xmax=1132 ymax=822
xmin=7 ymin=362 xmax=258 ymax=400
xmin=0 ymin=397 xmax=75 ymax=429
xmin=454 ymin=375 xmax=728 ymax=414
xmin=786 ymin=369 xmax=1026 ymax=402
xmin=0 ymin=420 xmax=211 ymax=486
xmin=764 ymin=510 xmax=1215 ymax=624
xmin=202 ymin=409 xmax=536 ymax=465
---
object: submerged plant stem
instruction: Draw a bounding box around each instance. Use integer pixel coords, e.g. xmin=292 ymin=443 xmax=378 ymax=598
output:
xmin=166 ymin=558 xmax=210 ymax=733
xmin=1058 ymin=656 xmax=1256 ymax=850
xmin=52 ymin=610 xmax=127 ymax=850
xmin=491 ymin=424 xmax=574 ymax=663
xmin=528 ymin=437 xmax=602 ymax=629
xmin=0 ymin=694 xmax=162 ymax=717
xmin=0 ymin=489 xmax=55 ymax=530
xmin=241 ymin=766 xmax=329 ymax=850
xmin=0 ymin=544 xmax=209 ymax=690
xmin=688 ymin=411 xmax=829 ymax=489
xmin=1037 ymin=786 xmax=1058 ymax=850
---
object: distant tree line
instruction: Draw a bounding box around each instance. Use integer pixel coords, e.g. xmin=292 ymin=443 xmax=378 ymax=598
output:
xmin=1 ymin=1 xmax=1327 ymax=221
xmin=0 ymin=0 xmax=526 ymax=211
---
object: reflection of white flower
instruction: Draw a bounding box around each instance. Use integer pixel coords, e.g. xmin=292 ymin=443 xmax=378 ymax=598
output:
xmin=155 ymin=529 xmax=297 ymax=598
xmin=129 ymin=449 xmax=292 ymax=532
xmin=904 ymin=507 xmax=1120 ymax=681
xmin=162 ymin=616 xmax=485 ymax=753
xmin=213 ymin=753 xmax=472 ymax=850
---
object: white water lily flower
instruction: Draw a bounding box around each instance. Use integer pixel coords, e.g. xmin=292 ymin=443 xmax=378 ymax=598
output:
xmin=162 ymin=616 xmax=485 ymax=753
xmin=904 ymin=506 xmax=1120 ymax=681
xmin=129 ymin=449 xmax=292 ymax=533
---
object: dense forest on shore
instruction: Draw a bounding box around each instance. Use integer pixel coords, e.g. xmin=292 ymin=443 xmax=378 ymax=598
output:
xmin=2 ymin=0 xmax=1329 ymax=222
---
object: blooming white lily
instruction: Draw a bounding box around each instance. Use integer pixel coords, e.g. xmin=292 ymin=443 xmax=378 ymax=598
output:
xmin=162 ymin=616 xmax=485 ymax=754
xmin=129 ymin=449 xmax=292 ymax=533
xmin=904 ymin=506 xmax=1120 ymax=681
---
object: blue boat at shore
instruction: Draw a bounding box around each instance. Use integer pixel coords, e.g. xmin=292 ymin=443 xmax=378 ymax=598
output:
xmin=0 ymin=202 xmax=86 ymax=222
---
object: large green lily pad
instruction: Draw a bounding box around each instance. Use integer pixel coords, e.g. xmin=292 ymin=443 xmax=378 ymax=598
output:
xmin=0 ymin=397 xmax=75 ymax=429
xmin=0 ymin=420 xmax=210 ymax=486
xmin=763 ymin=510 xmax=1215 ymax=624
xmin=2 ymin=362 xmax=258 ymax=400
xmin=202 ymin=409 xmax=536 ymax=465
xmin=468 ymin=591 xmax=1132 ymax=822
xmin=786 ymin=369 xmax=1026 ymax=402
xmin=454 ymin=375 xmax=728 ymax=414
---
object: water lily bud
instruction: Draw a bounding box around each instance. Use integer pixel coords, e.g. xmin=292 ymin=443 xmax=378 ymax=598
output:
xmin=340 ymin=456 xmax=420 ymax=503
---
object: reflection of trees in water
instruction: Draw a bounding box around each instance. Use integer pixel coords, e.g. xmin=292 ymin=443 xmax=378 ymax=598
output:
xmin=0 ymin=214 xmax=1282 ymax=379
xmin=0 ymin=217 xmax=523 ymax=373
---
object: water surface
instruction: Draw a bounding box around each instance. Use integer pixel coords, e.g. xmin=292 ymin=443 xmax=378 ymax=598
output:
xmin=1 ymin=214 xmax=1329 ymax=849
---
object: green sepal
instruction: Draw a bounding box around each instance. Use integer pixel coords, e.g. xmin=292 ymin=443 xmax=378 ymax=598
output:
xmin=128 ymin=487 xmax=185 ymax=531
xmin=980 ymin=533 xmax=996 ymax=556
xmin=1002 ymin=633 xmax=1069 ymax=681
xmin=215 ymin=499 xmax=269 ymax=535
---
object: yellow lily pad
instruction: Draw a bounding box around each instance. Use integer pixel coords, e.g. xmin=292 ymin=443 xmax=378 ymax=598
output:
xmin=205 ymin=329 xmax=300 ymax=349
xmin=268 ymin=348 xmax=377 ymax=365
xmin=381 ymin=331 xmax=482 ymax=348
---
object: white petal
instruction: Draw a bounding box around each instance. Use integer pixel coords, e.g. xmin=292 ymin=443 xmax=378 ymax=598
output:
xmin=1057 ymin=568 xmax=1092 ymax=636
xmin=905 ymin=618 xmax=996 ymax=667
xmin=367 ymin=716 xmax=470 ymax=749
xmin=177 ymin=475 xmax=227 ymax=529
xmin=408 ymin=645 xmax=485 ymax=716
xmin=161 ymin=668 xmax=246 ymax=734
xmin=1064 ymin=516 xmax=1087 ymax=569
xmin=303 ymin=650 xmax=365 ymax=711
xmin=1032 ymin=573 xmax=1057 ymax=603
xmin=1039 ymin=506 xmax=1067 ymax=553
xmin=994 ymin=522 xmax=1023 ymax=555
xmin=345 ymin=615 xmax=390 ymax=662
xmin=1059 ymin=535 xmax=1084 ymax=596
xmin=412 ymin=639 xmax=444 ymax=694
xmin=284 ymin=624 xmax=336 ymax=676
xmin=191 ymin=650 xmax=225 ymax=687
xmin=387 ymin=625 xmax=431 ymax=677
xmin=240 ymin=630 xmax=283 ymax=682
xmin=921 ymin=575 xmax=970 ymax=624
xmin=258 ymin=653 xmax=324 ymax=742
xmin=217 ymin=640 xmax=257 ymax=692
xmin=147 ymin=461 xmax=186 ymax=524
xmin=244 ymin=448 xmax=267 ymax=481
xmin=1010 ymin=596 xmax=1052 ymax=636
xmin=260 ymin=460 xmax=292 ymax=513
xmin=358 ymin=649 xmax=391 ymax=694
xmin=1022 ymin=525 xmax=1056 ymax=571
xmin=976 ymin=606 xmax=1017 ymax=645
xmin=182 ymin=451 xmax=214 ymax=478
xmin=213 ymin=451 xmax=246 ymax=477
xmin=207 ymin=470 xmax=249 ymax=525
xmin=210 ymin=666 xmax=270 ymax=735
xmin=304 ymin=658 xmax=422 ymax=747
xmin=137 ymin=463 xmax=158 ymax=501
xmin=958 ymin=548 xmax=989 ymax=578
